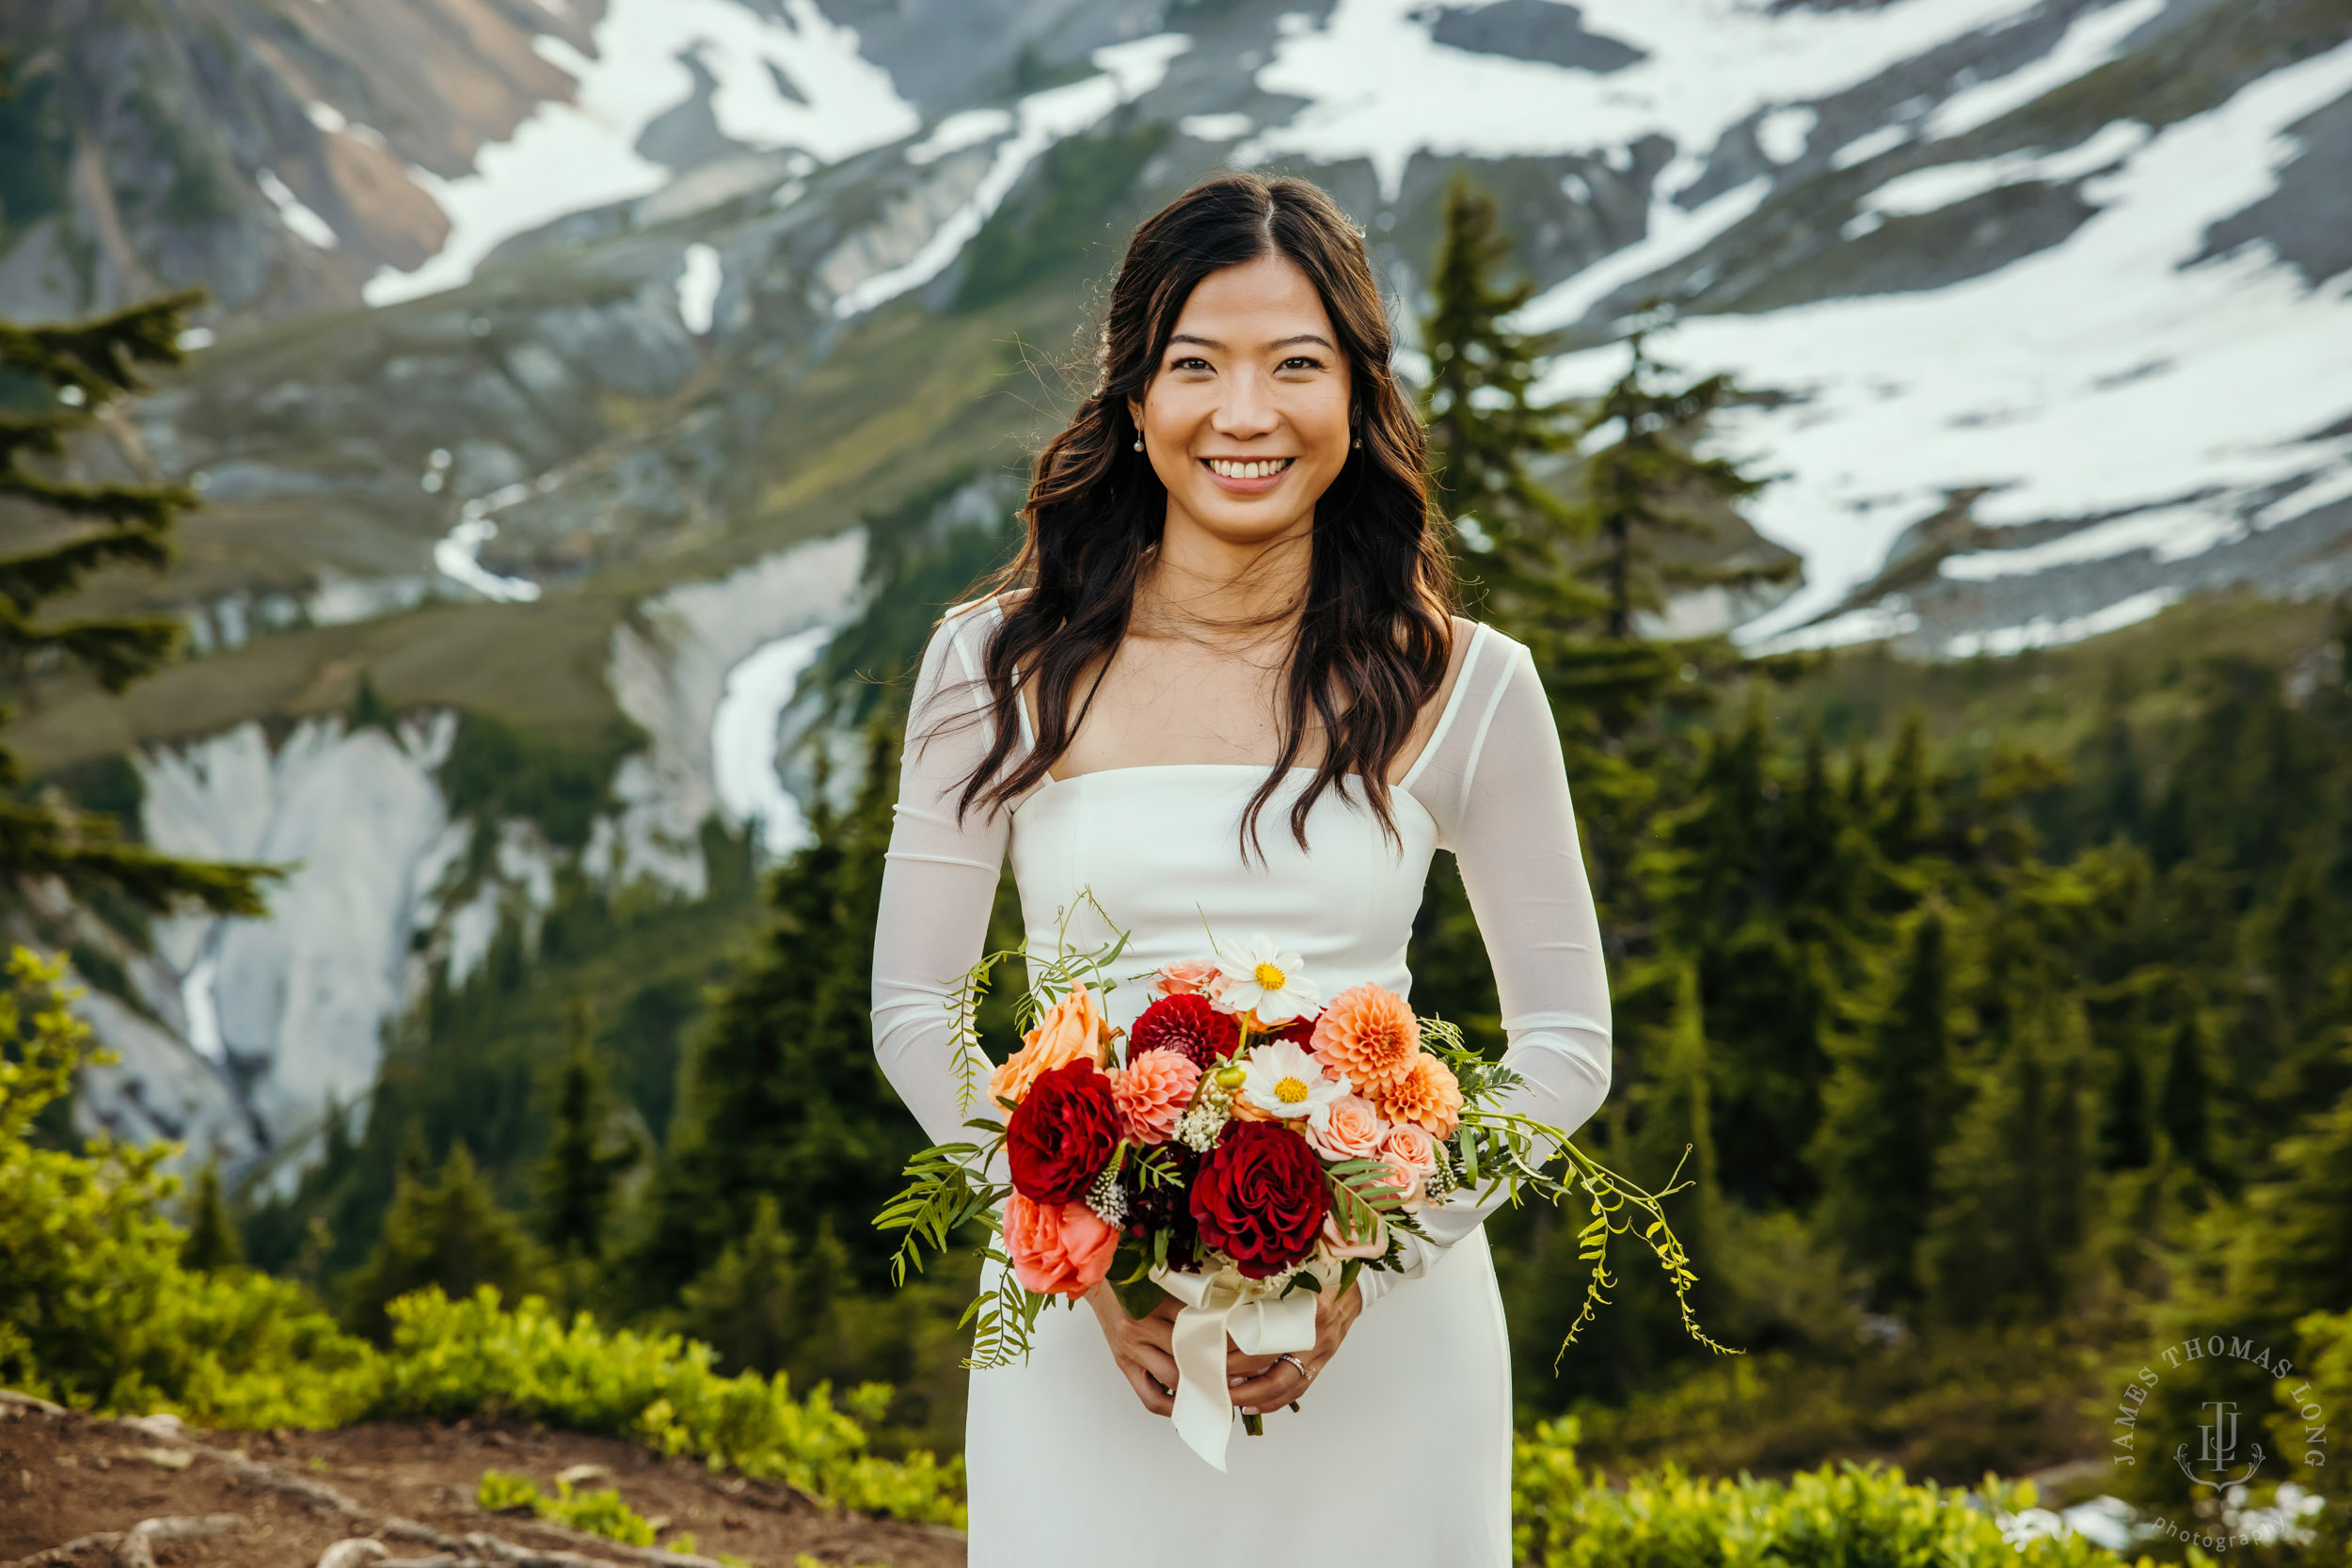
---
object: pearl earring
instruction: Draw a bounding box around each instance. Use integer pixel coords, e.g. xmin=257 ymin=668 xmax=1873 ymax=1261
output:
xmin=1133 ymin=436 xmax=1143 ymax=451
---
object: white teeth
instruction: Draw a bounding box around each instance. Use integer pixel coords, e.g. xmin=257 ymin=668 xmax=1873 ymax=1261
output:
xmin=1210 ymin=458 xmax=1291 ymax=479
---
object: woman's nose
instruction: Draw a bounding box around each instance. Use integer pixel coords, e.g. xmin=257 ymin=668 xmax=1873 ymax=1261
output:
xmin=1213 ymin=371 xmax=1281 ymax=437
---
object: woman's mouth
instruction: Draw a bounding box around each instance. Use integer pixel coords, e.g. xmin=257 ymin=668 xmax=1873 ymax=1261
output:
xmin=1202 ymin=456 xmax=1296 ymax=493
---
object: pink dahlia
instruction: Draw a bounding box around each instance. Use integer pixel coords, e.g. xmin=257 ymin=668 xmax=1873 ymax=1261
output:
xmin=1110 ymin=1051 xmax=1200 ymax=1145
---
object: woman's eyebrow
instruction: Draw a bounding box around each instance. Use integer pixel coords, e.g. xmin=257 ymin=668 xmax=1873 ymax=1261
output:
xmin=1165 ymin=332 xmax=1336 ymax=351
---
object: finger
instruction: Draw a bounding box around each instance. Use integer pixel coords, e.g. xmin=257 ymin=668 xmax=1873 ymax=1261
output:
xmin=1133 ymin=1343 xmax=1181 ymax=1392
xmin=1120 ymin=1359 xmax=1174 ymax=1418
xmin=1225 ymin=1351 xmax=1279 ymax=1381
xmin=1228 ymin=1365 xmax=1310 ymax=1409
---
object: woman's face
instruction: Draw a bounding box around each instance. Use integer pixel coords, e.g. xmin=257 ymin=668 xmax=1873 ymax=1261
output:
xmin=1129 ymin=253 xmax=1355 ymax=550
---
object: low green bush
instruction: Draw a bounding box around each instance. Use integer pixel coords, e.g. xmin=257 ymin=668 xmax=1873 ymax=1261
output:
xmin=1514 ymin=1418 xmax=2193 ymax=1568
xmin=0 ymin=950 xmax=961 ymax=1528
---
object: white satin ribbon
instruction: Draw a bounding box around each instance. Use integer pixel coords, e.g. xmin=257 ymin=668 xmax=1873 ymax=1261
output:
xmin=1151 ymin=1262 xmax=1318 ymax=1471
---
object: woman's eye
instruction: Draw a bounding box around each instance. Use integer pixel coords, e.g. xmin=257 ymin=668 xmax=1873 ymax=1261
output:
xmin=1279 ymin=356 xmax=1324 ymax=372
xmin=1170 ymin=356 xmax=1212 ymax=372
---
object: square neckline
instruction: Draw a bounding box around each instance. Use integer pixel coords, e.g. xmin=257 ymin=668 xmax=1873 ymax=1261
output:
xmin=1009 ymin=616 xmax=1494 ymax=797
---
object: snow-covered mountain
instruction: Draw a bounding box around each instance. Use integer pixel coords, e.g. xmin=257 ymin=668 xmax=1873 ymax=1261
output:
xmin=7 ymin=0 xmax=2349 ymax=1172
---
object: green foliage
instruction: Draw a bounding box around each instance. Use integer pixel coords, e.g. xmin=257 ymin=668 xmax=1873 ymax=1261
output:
xmin=629 ymin=721 xmax=920 ymax=1292
xmin=1513 ymin=1419 xmax=2180 ymax=1568
xmin=373 ymin=1287 xmax=964 ymax=1526
xmin=440 ymin=712 xmax=637 ymax=850
xmin=532 ymin=1003 xmax=644 ymax=1263
xmin=476 ymin=1467 xmax=542 ymax=1512
xmin=0 ymin=288 xmax=278 ymax=916
xmin=0 ymin=949 xmax=375 ymax=1425
xmin=1422 ymin=172 xmax=1586 ymax=601
xmin=341 ymin=1142 xmax=548 ymax=1341
xmin=181 ymin=1159 xmax=244 ymax=1271
xmin=954 ymin=118 xmax=1170 ymax=309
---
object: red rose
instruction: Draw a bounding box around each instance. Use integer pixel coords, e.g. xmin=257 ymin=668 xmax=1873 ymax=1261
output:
xmin=1190 ymin=1121 xmax=1328 ymax=1277
xmin=1129 ymin=992 xmax=1240 ymax=1068
xmin=1006 ymin=1059 xmax=1120 ymax=1205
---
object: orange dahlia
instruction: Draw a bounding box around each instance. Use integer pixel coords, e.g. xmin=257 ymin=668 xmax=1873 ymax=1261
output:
xmin=1310 ymin=983 xmax=1420 ymax=1095
xmin=1370 ymin=1052 xmax=1462 ymax=1138
xmin=1109 ymin=1050 xmax=1200 ymax=1145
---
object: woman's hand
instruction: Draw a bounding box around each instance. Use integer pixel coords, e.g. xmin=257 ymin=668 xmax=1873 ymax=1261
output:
xmin=1224 ymin=1275 xmax=1364 ymax=1417
xmin=1086 ymin=1281 xmax=1184 ymax=1417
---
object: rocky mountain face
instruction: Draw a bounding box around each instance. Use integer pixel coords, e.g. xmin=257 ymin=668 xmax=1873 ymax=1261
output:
xmin=4 ymin=0 xmax=2348 ymax=1177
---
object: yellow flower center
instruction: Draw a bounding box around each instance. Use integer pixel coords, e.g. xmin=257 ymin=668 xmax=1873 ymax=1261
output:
xmin=1253 ymin=961 xmax=1287 ymax=990
xmin=1276 ymin=1075 xmax=1310 ymax=1105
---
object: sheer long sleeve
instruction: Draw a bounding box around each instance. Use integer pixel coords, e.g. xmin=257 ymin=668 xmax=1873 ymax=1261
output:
xmin=870 ymin=605 xmax=1018 ymax=1148
xmin=1364 ymin=633 xmax=1613 ymax=1306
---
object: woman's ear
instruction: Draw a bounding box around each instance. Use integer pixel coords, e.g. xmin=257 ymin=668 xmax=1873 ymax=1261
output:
xmin=1126 ymin=395 xmax=1145 ymax=432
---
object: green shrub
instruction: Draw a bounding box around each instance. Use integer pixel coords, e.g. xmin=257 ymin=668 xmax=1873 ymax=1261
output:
xmin=373 ymin=1286 xmax=963 ymax=1527
xmin=476 ymin=1468 xmax=541 ymax=1512
xmin=473 ymin=1469 xmax=661 ymax=1547
xmin=1514 ymin=1418 xmax=2190 ymax=1568
xmin=0 ymin=951 xmax=378 ymax=1425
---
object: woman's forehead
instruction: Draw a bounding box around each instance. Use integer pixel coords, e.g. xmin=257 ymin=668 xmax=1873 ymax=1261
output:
xmin=1169 ymin=255 xmax=1336 ymax=349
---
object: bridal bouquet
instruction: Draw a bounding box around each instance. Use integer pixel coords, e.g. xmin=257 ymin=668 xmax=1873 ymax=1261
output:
xmin=877 ymin=900 xmax=1727 ymax=1468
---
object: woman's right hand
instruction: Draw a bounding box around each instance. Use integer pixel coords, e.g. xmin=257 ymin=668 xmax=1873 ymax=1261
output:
xmin=1086 ymin=1282 xmax=1183 ymax=1417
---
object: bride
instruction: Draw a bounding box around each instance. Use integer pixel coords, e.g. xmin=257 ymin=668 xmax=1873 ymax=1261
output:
xmin=868 ymin=172 xmax=1612 ymax=1566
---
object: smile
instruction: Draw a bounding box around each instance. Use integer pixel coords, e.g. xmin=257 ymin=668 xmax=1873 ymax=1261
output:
xmin=1203 ymin=457 xmax=1295 ymax=480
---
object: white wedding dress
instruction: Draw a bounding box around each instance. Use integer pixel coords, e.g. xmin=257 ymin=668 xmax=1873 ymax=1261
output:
xmin=870 ymin=598 xmax=1612 ymax=1566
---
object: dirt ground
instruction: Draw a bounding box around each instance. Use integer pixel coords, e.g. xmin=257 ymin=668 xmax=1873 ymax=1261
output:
xmin=0 ymin=1393 xmax=964 ymax=1568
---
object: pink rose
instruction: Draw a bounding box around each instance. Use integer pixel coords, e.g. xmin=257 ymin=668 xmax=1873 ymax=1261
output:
xmin=1110 ymin=1050 xmax=1201 ymax=1145
xmin=1153 ymin=958 xmax=1223 ymax=999
xmin=1379 ymin=1124 xmax=1438 ymax=1212
xmin=1382 ymin=1123 xmax=1438 ymax=1180
xmin=1319 ymin=1208 xmax=1389 ymax=1260
xmin=1002 ymin=1192 xmax=1120 ymax=1298
xmin=1307 ymin=1093 xmax=1390 ymax=1162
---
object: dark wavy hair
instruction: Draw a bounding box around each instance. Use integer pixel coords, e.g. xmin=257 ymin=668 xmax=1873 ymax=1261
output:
xmin=939 ymin=171 xmax=1456 ymax=862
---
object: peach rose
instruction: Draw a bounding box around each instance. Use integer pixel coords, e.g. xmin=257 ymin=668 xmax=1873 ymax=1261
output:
xmin=1307 ymin=1093 xmax=1390 ymax=1162
xmin=1152 ymin=958 xmax=1223 ymax=998
xmin=989 ymin=981 xmax=1115 ymax=1107
xmin=1318 ymin=1207 xmax=1389 ymax=1260
xmin=1382 ymin=1122 xmax=1439 ymax=1181
xmin=1002 ymin=1192 xmax=1120 ymax=1298
xmin=1311 ymin=983 xmax=1420 ymax=1096
xmin=1369 ymin=1052 xmax=1462 ymax=1138
xmin=1110 ymin=1050 xmax=1200 ymax=1145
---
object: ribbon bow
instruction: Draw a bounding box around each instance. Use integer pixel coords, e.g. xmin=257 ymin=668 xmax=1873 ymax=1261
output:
xmin=1150 ymin=1262 xmax=1319 ymax=1470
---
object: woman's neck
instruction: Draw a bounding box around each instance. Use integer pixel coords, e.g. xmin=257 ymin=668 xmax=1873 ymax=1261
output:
xmin=1134 ymin=511 xmax=1312 ymax=647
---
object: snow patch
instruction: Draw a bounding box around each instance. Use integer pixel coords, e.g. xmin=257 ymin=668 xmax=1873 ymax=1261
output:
xmin=677 ymin=242 xmax=723 ymax=334
xmin=710 ymin=626 xmax=834 ymax=852
xmin=257 ymin=169 xmax=337 ymax=250
xmin=1925 ymin=0 xmax=2169 ymax=141
xmin=1239 ymin=0 xmax=2046 ymax=198
xmin=1852 ymin=119 xmax=2150 ymax=229
xmin=1945 ymin=585 xmax=2180 ymax=657
xmin=831 ymin=33 xmax=1191 ymax=318
xmin=1756 ymin=105 xmax=1818 ymax=164
xmin=1518 ymin=178 xmax=1770 ymax=331
xmin=1520 ymin=42 xmax=2352 ymax=646
xmin=365 ymin=0 xmax=918 ymax=305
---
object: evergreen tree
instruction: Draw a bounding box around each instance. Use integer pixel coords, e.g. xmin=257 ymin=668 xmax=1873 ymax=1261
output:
xmin=180 ymin=1158 xmax=244 ymax=1272
xmin=679 ymin=1196 xmax=854 ymax=1384
xmin=628 ymin=720 xmax=923 ymax=1294
xmin=1812 ymin=909 xmax=1960 ymax=1306
xmin=2098 ymin=1036 xmax=2153 ymax=1171
xmin=1420 ymin=173 xmax=1585 ymax=596
xmin=1579 ymin=317 xmax=1790 ymax=642
xmin=531 ymin=1002 xmax=642 ymax=1262
xmin=340 ymin=1142 xmax=544 ymax=1339
xmin=2156 ymin=1012 xmax=2212 ymax=1179
xmin=0 ymin=293 xmax=272 ymax=914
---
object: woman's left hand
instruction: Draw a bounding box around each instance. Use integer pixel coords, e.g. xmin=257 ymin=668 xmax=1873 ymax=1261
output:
xmin=1224 ymin=1275 xmax=1364 ymax=1417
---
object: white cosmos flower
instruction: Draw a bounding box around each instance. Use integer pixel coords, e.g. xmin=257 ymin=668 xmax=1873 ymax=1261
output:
xmin=1215 ymin=933 xmax=1320 ymax=1024
xmin=1239 ymin=1037 xmax=1349 ymax=1132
